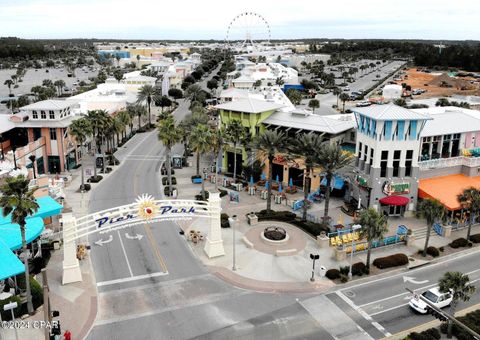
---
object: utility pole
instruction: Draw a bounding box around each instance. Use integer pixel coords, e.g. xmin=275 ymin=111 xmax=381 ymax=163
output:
xmin=41 ymin=269 xmax=51 ymax=340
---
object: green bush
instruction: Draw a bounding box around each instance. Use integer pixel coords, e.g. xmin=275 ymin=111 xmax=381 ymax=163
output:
xmin=408 ymin=327 xmax=441 ymax=340
xmin=164 ymin=186 xmax=176 ymax=196
xmin=373 ymin=253 xmax=409 ymax=269
xmin=88 ymin=175 xmax=103 ymax=183
xmin=221 ymin=213 xmax=230 ymax=228
xmin=440 ymin=309 xmax=480 ymax=339
xmin=450 ymin=237 xmax=468 ymax=248
xmin=340 ymin=274 xmax=349 ymax=283
xmin=439 ymin=246 xmax=444 ymax=252
xmin=79 ymin=183 xmax=91 ymax=191
xmin=469 ymin=233 xmax=480 ymax=243
xmin=162 ymin=177 xmax=177 ymax=185
xmin=339 ymin=266 xmax=350 ymax=275
xmin=352 ymin=262 xmax=367 ymax=276
xmin=0 ymin=296 xmax=22 ymax=320
xmin=426 ymin=246 xmax=440 ymax=257
xmin=256 ymin=210 xmax=297 ymax=222
xmin=290 ymin=219 xmax=330 ymax=237
xmin=30 ymin=276 xmax=43 ymax=309
xmin=325 ymin=269 xmax=340 ymax=280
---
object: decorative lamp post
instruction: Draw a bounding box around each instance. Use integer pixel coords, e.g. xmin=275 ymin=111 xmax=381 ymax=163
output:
xmin=29 ymin=154 xmax=37 ymax=179
xmin=228 ymin=214 xmax=238 ymax=271
xmin=348 ymin=224 xmax=362 ymax=279
xmin=309 ymin=253 xmax=320 ymax=282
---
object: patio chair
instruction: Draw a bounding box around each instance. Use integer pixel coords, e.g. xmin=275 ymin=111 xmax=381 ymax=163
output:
xmin=342 ymin=235 xmax=349 ymax=243
xmin=335 ymin=236 xmax=342 ymax=245
xmin=353 ymin=232 xmax=359 ymax=241
xmin=330 ymin=238 xmax=336 ymax=247
xmin=347 ymin=233 xmax=353 ymax=243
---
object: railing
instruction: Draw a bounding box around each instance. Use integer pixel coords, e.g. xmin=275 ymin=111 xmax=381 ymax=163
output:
xmin=419 ymin=156 xmax=480 ymax=170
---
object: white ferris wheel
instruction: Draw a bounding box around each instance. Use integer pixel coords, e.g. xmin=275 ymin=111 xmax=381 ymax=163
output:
xmin=225 ymin=12 xmax=271 ymax=51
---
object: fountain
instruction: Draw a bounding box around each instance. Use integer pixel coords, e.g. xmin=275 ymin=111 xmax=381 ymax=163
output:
xmin=261 ymin=226 xmax=289 ymax=245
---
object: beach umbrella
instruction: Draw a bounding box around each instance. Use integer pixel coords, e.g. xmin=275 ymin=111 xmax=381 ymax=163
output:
xmin=250 ymin=176 xmax=254 ymax=186
xmin=289 ymin=178 xmax=293 ymax=187
xmin=261 ymin=173 xmax=266 ymax=180
xmin=276 ymin=174 xmax=279 ymax=183
xmin=278 ymin=183 xmax=282 ymax=193
xmin=265 ymin=180 xmax=269 ymax=189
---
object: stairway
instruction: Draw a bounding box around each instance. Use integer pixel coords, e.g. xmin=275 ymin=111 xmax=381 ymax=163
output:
xmin=414 ymin=226 xmax=438 ymax=239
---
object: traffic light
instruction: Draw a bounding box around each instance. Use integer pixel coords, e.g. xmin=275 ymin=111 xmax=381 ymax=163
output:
xmin=427 ymin=307 xmax=448 ymax=321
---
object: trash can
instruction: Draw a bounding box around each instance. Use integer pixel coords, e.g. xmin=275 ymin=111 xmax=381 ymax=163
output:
xmin=319 ymin=266 xmax=327 ymax=278
xmin=248 ymin=186 xmax=255 ymax=195
xmin=274 ymin=195 xmax=282 ymax=204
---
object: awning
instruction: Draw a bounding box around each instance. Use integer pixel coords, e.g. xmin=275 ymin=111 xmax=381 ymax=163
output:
xmin=0 ymin=195 xmax=63 ymax=225
xmin=379 ymin=196 xmax=409 ymax=206
xmin=0 ymin=241 xmax=24 ymax=281
xmin=0 ymin=217 xmax=45 ymax=251
xmin=321 ymin=176 xmax=345 ymax=190
xmin=419 ymin=174 xmax=480 ymax=210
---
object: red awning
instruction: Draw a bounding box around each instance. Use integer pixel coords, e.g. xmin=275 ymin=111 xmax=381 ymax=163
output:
xmin=379 ymin=196 xmax=409 ymax=206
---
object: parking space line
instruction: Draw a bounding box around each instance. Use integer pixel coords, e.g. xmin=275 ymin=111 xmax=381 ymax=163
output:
xmin=96 ymin=272 xmax=169 ymax=287
xmin=117 ymin=230 xmax=133 ymax=277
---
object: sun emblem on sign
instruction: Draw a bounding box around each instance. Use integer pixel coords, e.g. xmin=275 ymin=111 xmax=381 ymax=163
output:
xmin=135 ymin=194 xmax=157 ymax=220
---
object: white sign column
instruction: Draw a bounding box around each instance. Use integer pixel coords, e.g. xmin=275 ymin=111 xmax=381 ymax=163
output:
xmin=61 ymin=213 xmax=83 ymax=285
xmin=204 ymin=192 xmax=225 ymax=258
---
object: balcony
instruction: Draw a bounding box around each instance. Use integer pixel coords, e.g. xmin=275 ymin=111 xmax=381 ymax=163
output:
xmin=418 ymin=156 xmax=480 ymax=171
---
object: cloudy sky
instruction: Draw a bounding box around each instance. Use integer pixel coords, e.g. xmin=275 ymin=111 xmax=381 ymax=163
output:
xmin=1 ymin=0 xmax=479 ymax=40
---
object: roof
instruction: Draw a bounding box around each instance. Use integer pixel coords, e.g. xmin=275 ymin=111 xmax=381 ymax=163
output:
xmin=21 ymin=100 xmax=74 ymax=111
xmin=420 ymin=111 xmax=480 ymax=137
xmin=353 ymin=103 xmax=432 ymax=121
xmin=0 ymin=114 xmax=17 ymax=134
xmin=219 ymin=88 xmax=250 ymax=99
xmin=12 ymin=115 xmax=77 ymax=128
xmin=418 ymin=174 xmax=480 ymax=210
xmin=0 ymin=241 xmax=24 ymax=280
xmin=232 ymin=75 xmax=255 ymax=83
xmin=215 ymin=98 xmax=284 ymax=114
xmin=262 ymin=110 xmax=355 ymax=134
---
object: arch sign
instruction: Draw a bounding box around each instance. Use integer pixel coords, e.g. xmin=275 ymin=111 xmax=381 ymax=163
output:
xmin=61 ymin=193 xmax=224 ymax=285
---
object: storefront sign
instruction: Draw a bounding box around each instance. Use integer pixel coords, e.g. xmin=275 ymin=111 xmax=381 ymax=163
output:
xmin=272 ymin=155 xmax=300 ymax=168
xmin=382 ymin=181 xmax=410 ymax=196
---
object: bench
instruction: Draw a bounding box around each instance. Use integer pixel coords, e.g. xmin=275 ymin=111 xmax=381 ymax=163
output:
xmin=192 ymin=178 xmax=202 ymax=184
xmin=242 ymin=236 xmax=254 ymax=248
xmin=275 ymin=248 xmax=297 ymax=256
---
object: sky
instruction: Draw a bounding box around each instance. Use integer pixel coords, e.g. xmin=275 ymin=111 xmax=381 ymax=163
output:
xmin=1 ymin=0 xmax=479 ymax=41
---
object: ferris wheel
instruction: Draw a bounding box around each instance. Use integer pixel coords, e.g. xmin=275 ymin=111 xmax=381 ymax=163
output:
xmin=225 ymin=12 xmax=271 ymax=51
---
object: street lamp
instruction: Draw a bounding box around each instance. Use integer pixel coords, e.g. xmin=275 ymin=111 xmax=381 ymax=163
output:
xmin=309 ymin=253 xmax=320 ymax=282
xmin=29 ymin=154 xmax=37 ymax=179
xmin=228 ymin=214 xmax=238 ymax=271
xmin=12 ymin=145 xmax=17 ymax=170
xmin=0 ymin=134 xmax=4 ymax=160
xmin=348 ymin=224 xmax=362 ymax=279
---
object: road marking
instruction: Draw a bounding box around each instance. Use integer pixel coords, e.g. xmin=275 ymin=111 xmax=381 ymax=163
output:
xmin=403 ymin=276 xmax=429 ymax=284
xmin=117 ymin=230 xmax=133 ymax=277
xmin=123 ymin=132 xmax=153 ymax=158
xmin=94 ymin=235 xmax=113 ymax=246
xmin=144 ymin=224 xmax=168 ymax=273
xmin=96 ymin=272 xmax=169 ymax=287
xmin=122 ymin=158 xmax=164 ymax=162
xmin=125 ymin=232 xmax=143 ymax=240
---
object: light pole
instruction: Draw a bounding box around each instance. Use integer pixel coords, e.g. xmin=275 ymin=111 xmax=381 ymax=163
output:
xmin=348 ymin=224 xmax=362 ymax=279
xmin=3 ymin=301 xmax=19 ymax=340
xmin=0 ymin=134 xmax=4 ymax=160
xmin=29 ymin=154 xmax=37 ymax=179
xmin=309 ymin=253 xmax=319 ymax=282
xmin=228 ymin=215 xmax=238 ymax=271
xmin=12 ymin=145 xmax=17 ymax=170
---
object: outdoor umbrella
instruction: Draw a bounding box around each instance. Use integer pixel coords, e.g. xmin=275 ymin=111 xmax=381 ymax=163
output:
xmin=250 ymin=176 xmax=254 ymax=186
xmin=276 ymin=174 xmax=279 ymax=183
xmin=265 ymin=180 xmax=269 ymax=189
xmin=261 ymin=173 xmax=266 ymax=180
xmin=289 ymin=178 xmax=293 ymax=187
xmin=278 ymin=183 xmax=282 ymax=193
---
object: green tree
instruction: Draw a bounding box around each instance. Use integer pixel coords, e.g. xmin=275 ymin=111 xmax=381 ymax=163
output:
xmin=156 ymin=96 xmax=172 ymax=114
xmin=190 ymin=124 xmax=213 ymax=199
xmin=116 ymin=110 xmax=133 ymax=141
xmin=417 ymin=198 xmax=446 ymax=257
xmin=136 ymin=54 xmax=141 ymax=68
xmin=42 ymin=79 xmax=53 ymax=88
xmin=438 ymin=271 xmax=476 ymax=339
xmin=184 ymin=84 xmax=206 ymax=106
xmin=339 ymin=92 xmax=350 ymax=113
xmin=254 ymin=130 xmax=286 ymax=212
xmin=168 ymin=88 xmax=183 ymax=99
xmin=333 ymin=87 xmax=342 ymax=108
xmin=137 ymin=85 xmax=161 ymax=127
xmin=53 ymin=80 xmax=65 ymax=96
xmin=211 ymin=128 xmax=225 ymax=191
xmin=157 ymin=115 xmax=183 ymax=196
xmin=4 ymin=79 xmax=13 ymax=95
xmin=179 ymin=110 xmax=209 ymax=162
xmin=206 ymin=79 xmax=218 ymax=94
xmin=0 ymin=175 xmax=39 ymax=314
xmin=85 ymin=110 xmax=110 ymax=177
xmin=224 ymin=120 xmax=245 ymax=182
xmin=113 ymin=69 xmax=123 ymax=83
xmin=317 ymin=144 xmax=353 ymax=220
xmin=308 ymin=99 xmax=320 ymax=113
xmin=356 ymin=208 xmax=388 ymax=272
xmin=457 ymin=187 xmax=480 ymax=242
xmin=69 ymin=118 xmax=92 ymax=190
xmin=289 ymin=133 xmax=323 ymax=221
xmin=285 ymin=89 xmax=302 ymax=105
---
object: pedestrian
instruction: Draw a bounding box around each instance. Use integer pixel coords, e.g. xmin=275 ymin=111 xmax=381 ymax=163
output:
xmin=64 ymin=330 xmax=71 ymax=340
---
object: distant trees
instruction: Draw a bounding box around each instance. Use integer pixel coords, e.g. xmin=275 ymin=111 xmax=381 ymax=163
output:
xmin=168 ymin=88 xmax=183 ymax=99
xmin=308 ymin=99 xmax=320 ymax=113
xmin=285 ymin=89 xmax=302 ymax=105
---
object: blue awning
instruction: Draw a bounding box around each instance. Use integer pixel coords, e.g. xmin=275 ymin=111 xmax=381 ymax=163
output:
xmin=0 ymin=217 xmax=45 ymax=251
xmin=321 ymin=176 xmax=345 ymax=190
xmin=0 ymin=241 xmax=24 ymax=281
xmin=0 ymin=196 xmax=63 ymax=225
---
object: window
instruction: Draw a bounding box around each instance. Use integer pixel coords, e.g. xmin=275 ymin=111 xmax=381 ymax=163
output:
xmin=32 ymin=110 xmax=38 ymax=119
xmin=33 ymin=128 xmax=42 ymax=141
xmin=358 ymin=142 xmax=362 ymax=159
xmin=49 ymin=128 xmax=57 ymax=140
xmin=381 ymin=150 xmax=388 ymax=160
xmin=406 ymin=150 xmax=413 ymax=159
xmin=41 ymin=111 xmax=46 ymax=119
xmin=380 ymin=161 xmax=387 ymax=177
xmin=393 ymin=150 xmax=401 ymax=177
xmin=49 ymin=110 xmax=55 ymax=119
xmin=350 ymin=131 xmax=355 ymax=141
xmin=405 ymin=161 xmax=412 ymax=177
xmin=363 ymin=145 xmax=368 ymax=162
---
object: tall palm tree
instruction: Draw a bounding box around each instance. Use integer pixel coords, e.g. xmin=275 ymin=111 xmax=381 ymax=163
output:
xmin=69 ymin=118 xmax=92 ymax=190
xmin=184 ymin=84 xmax=206 ymax=108
xmin=339 ymin=93 xmax=350 ymax=113
xmin=254 ymin=130 xmax=286 ymax=212
xmin=85 ymin=110 xmax=110 ymax=177
xmin=4 ymin=79 xmax=14 ymax=95
xmin=54 ymin=80 xmax=65 ymax=96
xmin=190 ymin=124 xmax=213 ymax=200
xmin=289 ymin=133 xmax=323 ymax=221
xmin=317 ymin=144 xmax=353 ymax=220
xmin=457 ymin=187 xmax=480 ymax=242
xmin=224 ymin=120 xmax=245 ymax=183
xmin=333 ymin=87 xmax=341 ymax=108
xmin=0 ymin=175 xmax=39 ymax=315
xmin=126 ymin=105 xmax=138 ymax=134
xmin=137 ymin=85 xmax=160 ymax=127
xmin=211 ymin=128 xmax=225 ymax=191
xmin=417 ymin=198 xmax=446 ymax=257
xmin=116 ymin=110 xmax=132 ymax=142
xmin=157 ymin=115 xmax=183 ymax=196
xmin=438 ymin=271 xmax=476 ymax=338
xmin=357 ymin=208 xmax=388 ymax=273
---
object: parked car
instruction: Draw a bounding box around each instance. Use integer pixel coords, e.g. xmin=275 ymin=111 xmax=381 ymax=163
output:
xmin=343 ymin=87 xmax=350 ymax=92
xmin=356 ymin=101 xmax=372 ymax=107
xmin=409 ymin=288 xmax=452 ymax=314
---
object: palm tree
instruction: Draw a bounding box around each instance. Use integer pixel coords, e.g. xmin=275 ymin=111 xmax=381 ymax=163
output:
xmin=184 ymin=84 xmax=205 ymax=107
xmin=125 ymin=105 xmax=137 ymax=134
xmin=85 ymin=110 xmax=110 ymax=177
xmin=211 ymin=128 xmax=225 ymax=191
xmin=333 ymin=87 xmax=341 ymax=108
xmin=179 ymin=110 xmax=209 ymax=163
xmin=308 ymin=99 xmax=320 ymax=113
xmin=137 ymin=85 xmax=160 ymax=128
xmin=356 ymin=208 xmax=388 ymax=273
xmin=417 ymin=198 xmax=446 ymax=257
xmin=342 ymin=71 xmax=349 ymax=83
xmin=438 ymin=271 xmax=476 ymax=338
xmin=289 ymin=133 xmax=323 ymax=221
xmin=317 ymin=144 xmax=353 ymax=221
xmin=0 ymin=175 xmax=39 ymax=315
xmin=254 ymin=130 xmax=286 ymax=212
xmin=54 ymin=80 xmax=65 ymax=96
xmin=224 ymin=120 xmax=245 ymax=182
xmin=136 ymin=54 xmax=141 ymax=68
xmin=4 ymin=79 xmax=14 ymax=95
xmin=157 ymin=115 xmax=183 ymax=196
xmin=116 ymin=110 xmax=132 ymax=142
xmin=69 ymin=118 xmax=92 ymax=190
xmin=457 ymin=187 xmax=480 ymax=242
xmin=339 ymin=92 xmax=349 ymax=113
xmin=190 ymin=124 xmax=213 ymax=200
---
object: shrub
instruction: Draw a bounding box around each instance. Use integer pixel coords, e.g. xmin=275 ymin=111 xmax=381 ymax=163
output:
xmin=325 ymin=269 xmax=340 ymax=280
xmin=408 ymin=327 xmax=441 ymax=340
xmin=88 ymin=175 xmax=103 ymax=183
xmin=79 ymin=183 xmax=91 ymax=191
xmin=162 ymin=177 xmax=177 ymax=185
xmin=164 ymin=186 xmax=176 ymax=196
xmin=221 ymin=213 xmax=230 ymax=228
xmin=256 ymin=210 xmax=297 ymax=222
xmin=449 ymin=237 xmax=468 ymax=248
xmin=30 ymin=276 xmax=43 ymax=309
xmin=426 ymin=246 xmax=440 ymax=257
xmin=339 ymin=266 xmax=350 ymax=275
xmin=439 ymin=246 xmax=444 ymax=252
xmin=373 ymin=253 xmax=409 ymax=269
xmin=0 ymin=296 xmax=22 ymax=320
xmin=31 ymin=257 xmax=47 ymax=275
xmin=470 ymin=234 xmax=480 ymax=243
xmin=340 ymin=274 xmax=349 ymax=283
xmin=352 ymin=262 xmax=367 ymax=276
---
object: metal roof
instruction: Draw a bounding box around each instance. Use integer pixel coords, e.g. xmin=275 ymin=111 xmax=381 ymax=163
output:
xmin=21 ymin=100 xmax=75 ymax=111
xmin=421 ymin=110 xmax=480 ymax=137
xmin=353 ymin=103 xmax=431 ymax=121
xmin=215 ymin=98 xmax=284 ymax=113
